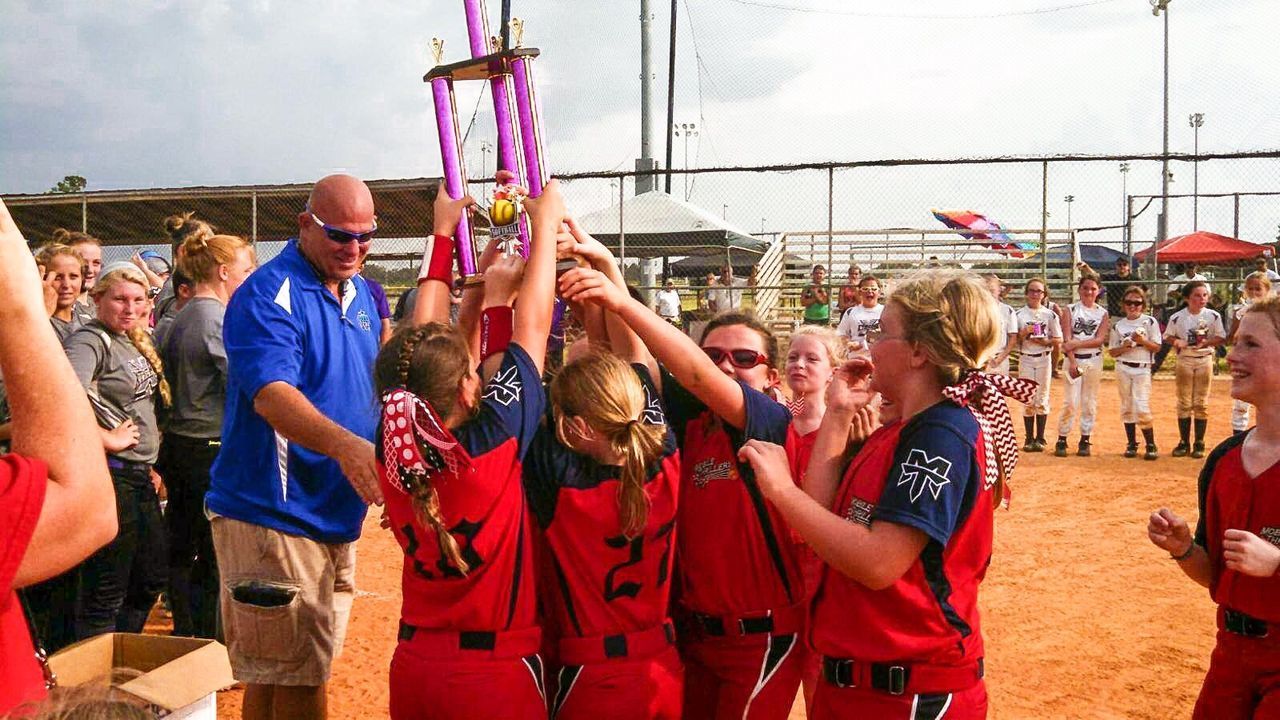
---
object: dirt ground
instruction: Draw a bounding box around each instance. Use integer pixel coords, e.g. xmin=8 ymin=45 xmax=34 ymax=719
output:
xmin=207 ymin=374 xmax=1231 ymax=719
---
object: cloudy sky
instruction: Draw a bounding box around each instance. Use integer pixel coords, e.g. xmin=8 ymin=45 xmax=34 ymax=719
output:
xmin=3 ymin=0 xmax=1278 ymax=243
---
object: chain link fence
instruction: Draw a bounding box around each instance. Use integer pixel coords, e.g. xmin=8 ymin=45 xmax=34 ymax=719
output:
xmin=4 ymin=152 xmax=1278 ymax=331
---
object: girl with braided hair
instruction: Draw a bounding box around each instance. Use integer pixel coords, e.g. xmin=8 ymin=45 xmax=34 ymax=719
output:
xmin=375 ymin=178 xmax=562 ymax=720
xmin=737 ymin=271 xmax=1035 ymax=718
xmin=521 ymin=222 xmax=682 ymax=719
xmin=62 ymin=263 xmax=171 ymax=638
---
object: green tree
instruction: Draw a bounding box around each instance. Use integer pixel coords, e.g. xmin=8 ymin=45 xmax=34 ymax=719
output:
xmin=49 ymin=175 xmax=87 ymax=194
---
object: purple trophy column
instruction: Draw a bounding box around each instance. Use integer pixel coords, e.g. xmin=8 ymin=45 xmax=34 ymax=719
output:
xmin=430 ymin=76 xmax=477 ymax=277
xmin=511 ymin=55 xmax=547 ymax=198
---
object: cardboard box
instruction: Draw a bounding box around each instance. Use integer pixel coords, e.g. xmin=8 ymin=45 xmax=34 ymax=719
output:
xmin=48 ymin=633 xmax=235 ymax=719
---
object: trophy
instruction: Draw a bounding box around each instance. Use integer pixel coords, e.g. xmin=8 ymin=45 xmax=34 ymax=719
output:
xmin=425 ymin=2 xmax=550 ymax=284
xmin=1030 ymin=311 xmax=1047 ymax=340
xmin=1193 ymin=319 xmax=1208 ymax=345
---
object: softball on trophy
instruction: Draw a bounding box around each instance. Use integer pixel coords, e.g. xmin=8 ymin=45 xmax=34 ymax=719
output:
xmin=490 ymin=198 xmax=518 ymax=226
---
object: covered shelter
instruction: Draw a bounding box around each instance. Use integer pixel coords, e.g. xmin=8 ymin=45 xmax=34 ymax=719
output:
xmin=1134 ymin=231 xmax=1270 ymax=264
xmin=1043 ymin=242 xmax=1130 ymax=268
xmin=576 ymin=190 xmax=768 ymax=264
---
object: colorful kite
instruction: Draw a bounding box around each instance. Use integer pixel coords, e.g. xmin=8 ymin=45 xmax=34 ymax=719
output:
xmin=932 ymin=209 xmax=1035 ymax=258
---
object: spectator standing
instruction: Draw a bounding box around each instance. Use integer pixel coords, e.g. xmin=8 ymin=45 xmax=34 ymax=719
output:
xmin=205 ymin=175 xmax=382 ymax=720
xmin=153 ymin=213 xmax=215 ymax=328
xmin=835 ymin=264 xmax=862 ymax=316
xmin=63 ymin=263 xmax=170 ymax=638
xmin=702 ymin=271 xmax=722 ymax=313
xmin=654 ymin=278 xmax=682 ymax=326
xmin=834 ymin=275 xmax=882 ymax=357
xmin=157 ymin=234 xmax=255 ymax=639
xmin=800 ymin=264 xmax=830 ymax=325
xmin=1167 ymin=263 xmax=1208 ymax=298
xmin=0 ymin=198 xmax=115 ymax=716
xmin=1101 ymin=256 xmax=1136 ymax=318
xmin=34 ymin=244 xmax=86 ymax=342
xmin=58 ymin=229 xmax=103 ymax=324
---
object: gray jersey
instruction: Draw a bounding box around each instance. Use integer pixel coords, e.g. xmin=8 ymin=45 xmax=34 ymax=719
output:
xmin=64 ymin=321 xmax=162 ymax=464
xmin=50 ymin=314 xmax=83 ymax=343
xmin=159 ymin=297 xmax=227 ymax=439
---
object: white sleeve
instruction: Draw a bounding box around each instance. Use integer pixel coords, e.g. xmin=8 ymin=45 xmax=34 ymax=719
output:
xmin=1162 ymin=314 xmax=1179 ymax=339
xmin=1049 ymin=313 xmax=1063 ymax=339
xmin=835 ymin=309 xmax=853 ymax=338
xmin=1004 ymin=307 xmax=1018 ymax=335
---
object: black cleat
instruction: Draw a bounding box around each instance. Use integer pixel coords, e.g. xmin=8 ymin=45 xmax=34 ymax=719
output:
xmin=1191 ymin=443 xmax=1205 ymax=459
xmin=1077 ymin=440 xmax=1092 ymax=457
xmin=1124 ymin=443 xmax=1138 ymax=458
xmin=1054 ymin=438 xmax=1068 ymax=457
xmin=1144 ymin=444 xmax=1159 ymax=461
xmin=1172 ymin=443 xmax=1190 ymax=457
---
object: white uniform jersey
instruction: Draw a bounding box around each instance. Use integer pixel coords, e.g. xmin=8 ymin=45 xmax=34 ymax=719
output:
xmin=1067 ymin=302 xmax=1108 ymax=346
xmin=1163 ymin=307 xmax=1225 ymax=359
xmin=836 ymin=303 xmax=883 ymax=349
xmin=995 ymin=302 xmax=1018 ymax=353
xmin=1015 ymin=306 xmax=1062 ymax=353
xmin=1109 ymin=314 xmax=1160 ymax=364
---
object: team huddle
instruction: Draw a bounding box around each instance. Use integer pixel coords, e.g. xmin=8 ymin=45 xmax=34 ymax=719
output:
xmin=366 ymin=178 xmax=1043 ymax=720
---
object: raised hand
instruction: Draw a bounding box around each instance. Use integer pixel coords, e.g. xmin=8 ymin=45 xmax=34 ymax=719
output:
xmin=558 ymin=266 xmax=629 ymax=313
xmin=1148 ymin=507 xmax=1193 ymax=556
xmin=523 ymin=179 xmax=566 ymax=231
xmin=847 ymin=394 xmax=883 ymax=445
xmin=432 ymin=183 xmax=476 ymax=238
xmin=483 ymin=252 xmax=526 ymax=308
xmin=827 ymin=358 xmax=875 ymax=414
xmin=1223 ymin=528 xmax=1280 ymax=577
xmin=737 ymin=439 xmax=794 ymax=501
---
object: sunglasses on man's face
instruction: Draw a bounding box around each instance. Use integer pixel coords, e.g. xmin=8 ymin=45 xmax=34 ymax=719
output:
xmin=703 ymin=347 xmax=770 ymax=369
xmin=309 ymin=210 xmax=377 ymax=245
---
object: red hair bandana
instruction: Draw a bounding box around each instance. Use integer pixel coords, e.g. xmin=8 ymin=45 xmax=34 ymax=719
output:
xmin=380 ymin=387 xmax=471 ymax=494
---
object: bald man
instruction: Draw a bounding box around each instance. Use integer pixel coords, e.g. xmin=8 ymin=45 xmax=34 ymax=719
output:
xmin=206 ymin=175 xmax=382 ymax=720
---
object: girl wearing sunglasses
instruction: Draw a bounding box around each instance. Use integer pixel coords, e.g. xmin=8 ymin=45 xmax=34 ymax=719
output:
xmin=737 ymin=272 xmax=1021 ymax=718
xmin=377 ymin=179 xmax=560 ymax=720
xmin=559 ymin=272 xmax=810 ymax=720
xmin=1108 ymin=286 xmax=1162 ymax=460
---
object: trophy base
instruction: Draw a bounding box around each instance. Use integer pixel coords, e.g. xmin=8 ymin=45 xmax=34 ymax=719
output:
xmin=425 ymin=47 xmax=541 ymax=83
xmin=458 ymin=274 xmax=485 ymax=289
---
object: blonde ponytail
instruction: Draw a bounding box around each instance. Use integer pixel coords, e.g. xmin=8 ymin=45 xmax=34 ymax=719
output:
xmin=127 ymin=327 xmax=171 ymax=408
xmin=614 ymin=418 xmax=666 ymax=538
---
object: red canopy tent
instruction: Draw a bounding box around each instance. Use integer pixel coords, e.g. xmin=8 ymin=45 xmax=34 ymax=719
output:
xmin=1134 ymin=231 xmax=1271 ymax=264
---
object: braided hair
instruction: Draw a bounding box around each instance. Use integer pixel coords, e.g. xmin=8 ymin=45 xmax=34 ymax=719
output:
xmin=374 ymin=322 xmax=474 ymax=573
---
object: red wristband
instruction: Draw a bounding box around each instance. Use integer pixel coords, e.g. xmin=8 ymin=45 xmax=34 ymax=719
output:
xmin=480 ymin=306 xmax=514 ymax=363
xmin=418 ymin=234 xmax=455 ymax=286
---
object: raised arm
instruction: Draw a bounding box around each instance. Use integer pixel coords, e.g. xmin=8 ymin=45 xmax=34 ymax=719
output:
xmin=413 ymin=184 xmax=475 ymax=327
xmin=801 ymin=359 xmax=875 ymax=509
xmin=0 ymin=199 xmax=115 ymax=587
xmin=562 ymin=216 xmax=650 ymax=367
xmin=512 ymin=179 xmax=565 ymax=375
xmin=560 ymin=267 xmax=749 ymax=429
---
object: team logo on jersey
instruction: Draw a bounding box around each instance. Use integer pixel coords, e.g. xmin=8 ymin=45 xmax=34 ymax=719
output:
xmin=126 ymin=356 xmax=158 ymax=402
xmin=482 ymin=365 xmax=522 ymax=406
xmin=844 ymin=497 xmax=875 ymax=527
xmin=356 ymin=309 xmax=372 ymax=332
xmin=896 ymin=449 xmax=953 ymax=503
xmin=691 ymin=458 xmax=735 ymax=488
xmin=640 ymin=383 xmax=665 ymax=426
xmin=858 ymin=318 xmax=880 ymax=336
xmin=1073 ymin=317 xmax=1099 ymax=336
xmin=1261 ymin=527 xmax=1280 ymax=547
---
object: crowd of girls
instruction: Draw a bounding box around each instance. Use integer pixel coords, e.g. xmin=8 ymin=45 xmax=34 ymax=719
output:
xmin=377 ymin=178 xmax=1025 ymax=719
xmin=14 ymin=218 xmax=257 ymax=656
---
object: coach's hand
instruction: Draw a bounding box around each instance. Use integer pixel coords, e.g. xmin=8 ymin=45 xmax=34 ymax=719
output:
xmin=738 ymin=439 xmax=793 ymax=501
xmin=336 ymin=433 xmax=383 ymax=506
xmin=1223 ymin=529 xmax=1280 ymax=578
xmin=1148 ymin=508 xmax=1193 ymax=557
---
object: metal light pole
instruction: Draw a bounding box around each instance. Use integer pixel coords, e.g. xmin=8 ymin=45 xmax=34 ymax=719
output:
xmin=1120 ymin=162 xmax=1130 ymax=256
xmin=673 ymin=122 xmax=697 ymax=200
xmin=1064 ymin=195 xmax=1075 ymax=230
xmin=1152 ymin=0 xmax=1171 ymax=244
xmin=479 ymin=139 xmax=493 ymax=195
xmin=722 ymin=203 xmax=728 ymax=220
xmin=1189 ymin=112 xmax=1204 ymax=230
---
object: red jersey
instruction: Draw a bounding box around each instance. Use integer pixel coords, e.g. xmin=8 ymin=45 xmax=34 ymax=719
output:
xmin=1 ymin=454 xmax=49 ymax=714
xmin=380 ymin=344 xmax=545 ymax=633
xmin=663 ymin=372 xmax=805 ymax=615
xmin=1194 ymin=433 xmax=1280 ymax=622
xmin=811 ymin=401 xmax=992 ymax=665
xmin=525 ymin=364 xmax=681 ymax=638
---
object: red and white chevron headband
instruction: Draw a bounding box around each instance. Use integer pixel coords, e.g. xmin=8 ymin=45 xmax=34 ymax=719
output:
xmin=941 ymin=370 xmax=1038 ymax=508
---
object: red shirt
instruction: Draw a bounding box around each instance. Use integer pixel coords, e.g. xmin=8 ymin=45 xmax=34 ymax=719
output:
xmin=663 ymin=374 xmax=806 ymax=615
xmin=1194 ymin=435 xmax=1280 ymax=621
xmin=0 ymin=454 xmax=49 ymax=714
xmin=525 ymin=365 xmax=681 ymax=638
xmin=381 ymin=345 xmax=544 ymax=633
xmin=812 ymin=401 xmax=991 ymax=665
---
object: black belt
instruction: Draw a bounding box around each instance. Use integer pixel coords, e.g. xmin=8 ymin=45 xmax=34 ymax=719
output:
xmin=1225 ymin=609 xmax=1269 ymax=638
xmin=1022 ymin=351 xmax=1048 ymax=358
xmin=691 ymin=612 xmax=774 ymax=637
xmin=820 ymin=656 xmax=985 ymax=696
xmin=397 ymin=622 xmax=498 ymax=649
xmin=163 ymin=433 xmax=222 ymax=448
xmin=1073 ymin=352 xmax=1100 ymax=359
xmin=1121 ymin=361 xmax=1151 ymax=369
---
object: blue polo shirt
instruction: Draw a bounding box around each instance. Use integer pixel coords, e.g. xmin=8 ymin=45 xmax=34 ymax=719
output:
xmin=207 ymin=240 xmax=380 ymax=544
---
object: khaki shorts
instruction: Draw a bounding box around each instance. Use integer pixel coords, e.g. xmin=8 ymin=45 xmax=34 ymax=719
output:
xmin=210 ymin=515 xmax=356 ymax=686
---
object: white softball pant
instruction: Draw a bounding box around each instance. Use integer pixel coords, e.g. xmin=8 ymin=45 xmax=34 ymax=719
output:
xmin=1019 ymin=350 xmax=1052 ymax=416
xmin=1116 ymin=361 xmax=1153 ymax=428
xmin=1057 ymin=353 xmax=1103 ymax=436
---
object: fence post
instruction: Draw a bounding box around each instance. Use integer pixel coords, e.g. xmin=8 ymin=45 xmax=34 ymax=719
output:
xmin=618 ymin=175 xmax=626 ymax=264
xmin=1233 ymin=193 xmax=1240 ymax=240
xmin=826 ymin=166 xmax=834 ymax=276
xmin=81 ymin=194 xmax=88 ymax=233
xmin=251 ymin=191 xmax=258 ymax=243
xmin=1124 ymin=194 xmax=1133 ymax=259
xmin=1039 ymin=161 xmax=1048 ymax=279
